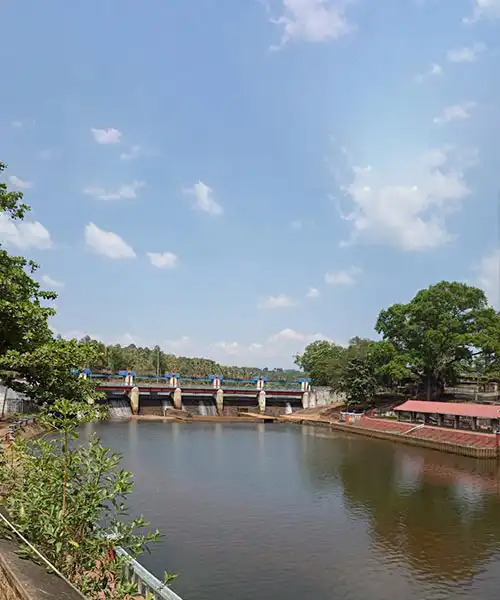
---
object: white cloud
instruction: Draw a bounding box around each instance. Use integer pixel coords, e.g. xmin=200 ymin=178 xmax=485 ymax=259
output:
xmin=91 ymin=127 xmax=122 ymax=144
xmin=83 ymin=181 xmax=145 ymax=201
xmin=465 ymin=0 xmax=500 ymax=21
xmin=120 ymin=145 xmax=141 ymax=161
xmin=475 ymin=249 xmax=499 ymax=308
xmin=447 ymin=43 xmax=486 ymax=63
xmin=325 ymin=266 xmax=361 ymax=285
xmin=415 ymin=63 xmax=442 ymax=82
xmin=84 ymin=222 xmax=136 ymax=259
xmin=147 ymin=251 xmax=178 ymax=269
xmin=258 ymin=294 xmax=296 ymax=309
xmin=211 ymin=341 xmax=240 ymax=356
xmin=290 ymin=219 xmax=303 ymax=230
xmin=9 ymin=175 xmax=32 ymax=189
xmin=41 ymin=275 xmax=64 ymax=289
xmin=434 ymin=102 xmax=476 ymax=124
xmin=268 ymin=328 xmax=306 ymax=343
xmin=339 ymin=146 xmax=474 ymax=251
xmin=307 ymin=287 xmax=321 ymax=298
xmin=270 ymin=0 xmax=353 ymax=47
xmin=11 ymin=120 xmax=23 ymax=129
xmin=164 ymin=336 xmax=191 ymax=352
xmin=183 ymin=181 xmax=223 ymax=216
xmin=0 ymin=214 xmax=52 ymax=250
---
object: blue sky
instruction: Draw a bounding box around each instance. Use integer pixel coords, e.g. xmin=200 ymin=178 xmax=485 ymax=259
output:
xmin=1 ymin=0 xmax=499 ymax=368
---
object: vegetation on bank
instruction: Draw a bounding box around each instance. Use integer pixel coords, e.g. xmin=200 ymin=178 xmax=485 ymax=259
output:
xmin=71 ymin=339 xmax=303 ymax=383
xmin=295 ymin=283 xmax=500 ymax=407
xmin=0 ymin=163 xmax=167 ymax=598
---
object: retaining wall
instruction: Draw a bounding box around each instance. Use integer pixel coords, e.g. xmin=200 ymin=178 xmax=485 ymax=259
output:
xmin=301 ymin=420 xmax=499 ymax=459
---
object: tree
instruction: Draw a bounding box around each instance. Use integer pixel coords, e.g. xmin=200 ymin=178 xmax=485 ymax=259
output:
xmin=0 ymin=162 xmax=100 ymax=407
xmin=294 ymin=340 xmax=345 ymax=386
xmin=376 ymin=281 xmax=500 ymax=400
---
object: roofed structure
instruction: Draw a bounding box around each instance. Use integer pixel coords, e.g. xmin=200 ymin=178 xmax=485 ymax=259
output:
xmin=394 ymin=400 xmax=500 ymax=419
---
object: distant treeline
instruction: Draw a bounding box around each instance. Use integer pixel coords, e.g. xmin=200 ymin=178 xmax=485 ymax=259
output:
xmin=72 ymin=336 xmax=304 ymax=381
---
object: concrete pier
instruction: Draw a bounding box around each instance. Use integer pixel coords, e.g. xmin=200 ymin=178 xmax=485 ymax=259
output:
xmin=172 ymin=387 xmax=182 ymax=410
xmin=258 ymin=390 xmax=266 ymax=414
xmin=216 ymin=389 xmax=224 ymax=415
xmin=129 ymin=387 xmax=139 ymax=415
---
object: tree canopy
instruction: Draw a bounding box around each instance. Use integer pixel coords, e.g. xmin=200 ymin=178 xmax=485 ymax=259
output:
xmin=297 ymin=282 xmax=500 ymax=406
xmin=0 ymin=162 xmax=100 ymax=406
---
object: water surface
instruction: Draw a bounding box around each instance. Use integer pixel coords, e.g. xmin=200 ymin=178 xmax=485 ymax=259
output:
xmin=82 ymin=421 xmax=500 ymax=600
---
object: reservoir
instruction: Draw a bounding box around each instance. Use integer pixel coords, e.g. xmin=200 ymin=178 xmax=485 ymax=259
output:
xmin=83 ymin=421 xmax=500 ymax=600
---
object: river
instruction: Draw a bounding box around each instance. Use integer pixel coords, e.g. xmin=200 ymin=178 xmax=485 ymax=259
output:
xmin=82 ymin=420 xmax=500 ymax=600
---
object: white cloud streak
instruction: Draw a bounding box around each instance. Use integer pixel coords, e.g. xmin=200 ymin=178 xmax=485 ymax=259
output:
xmin=475 ymin=248 xmax=499 ymax=308
xmin=9 ymin=175 xmax=32 ymax=189
xmin=41 ymin=274 xmax=64 ymax=288
xmin=0 ymin=214 xmax=52 ymax=250
xmin=307 ymin=287 xmax=321 ymax=298
xmin=91 ymin=128 xmax=122 ymax=144
xmin=257 ymin=294 xmax=296 ymax=309
xmin=434 ymin=102 xmax=476 ymax=124
xmin=270 ymin=0 xmax=353 ymax=47
xmin=324 ymin=267 xmax=361 ymax=285
xmin=183 ymin=181 xmax=223 ymax=216
xmin=84 ymin=222 xmax=136 ymax=259
xmin=447 ymin=43 xmax=486 ymax=63
xmin=120 ymin=145 xmax=142 ymax=161
xmin=147 ymin=252 xmax=178 ymax=269
xmin=83 ymin=181 xmax=145 ymax=201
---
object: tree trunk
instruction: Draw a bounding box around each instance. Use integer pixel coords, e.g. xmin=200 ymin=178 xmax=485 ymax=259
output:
xmin=426 ymin=373 xmax=432 ymax=402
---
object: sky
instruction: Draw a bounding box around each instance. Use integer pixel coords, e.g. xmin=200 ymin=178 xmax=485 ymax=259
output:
xmin=1 ymin=0 xmax=499 ymax=368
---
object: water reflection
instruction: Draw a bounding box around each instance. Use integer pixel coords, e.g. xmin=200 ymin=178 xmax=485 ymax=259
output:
xmin=83 ymin=421 xmax=500 ymax=600
xmin=301 ymin=428 xmax=500 ymax=583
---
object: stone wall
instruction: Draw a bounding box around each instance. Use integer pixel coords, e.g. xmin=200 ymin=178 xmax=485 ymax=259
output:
xmin=312 ymin=386 xmax=346 ymax=406
xmin=0 ymin=539 xmax=83 ymax=600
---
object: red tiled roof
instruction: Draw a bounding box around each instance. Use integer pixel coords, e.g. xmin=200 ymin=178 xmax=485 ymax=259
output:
xmin=394 ymin=400 xmax=500 ymax=419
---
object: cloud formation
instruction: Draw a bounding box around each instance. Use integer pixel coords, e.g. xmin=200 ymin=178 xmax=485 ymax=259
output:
xmin=340 ymin=146 xmax=475 ymax=251
xmin=447 ymin=43 xmax=486 ymax=63
xmin=91 ymin=128 xmax=122 ymax=144
xmin=270 ymin=0 xmax=353 ymax=47
xmin=434 ymin=102 xmax=476 ymax=124
xmin=475 ymin=248 xmax=499 ymax=308
xmin=84 ymin=222 xmax=136 ymax=259
xmin=183 ymin=181 xmax=223 ymax=216
xmin=324 ymin=267 xmax=361 ymax=285
xmin=147 ymin=252 xmax=178 ymax=269
xmin=41 ymin=274 xmax=64 ymax=288
xmin=0 ymin=215 xmax=52 ymax=250
xmin=258 ymin=294 xmax=296 ymax=309
xmin=9 ymin=175 xmax=32 ymax=189
xmin=83 ymin=181 xmax=145 ymax=201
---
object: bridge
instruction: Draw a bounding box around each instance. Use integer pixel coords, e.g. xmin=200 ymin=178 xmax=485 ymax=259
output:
xmin=75 ymin=371 xmax=314 ymax=416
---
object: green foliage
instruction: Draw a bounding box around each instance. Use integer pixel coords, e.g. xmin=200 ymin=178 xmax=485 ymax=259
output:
xmin=0 ymin=163 xmax=101 ymax=408
xmin=294 ymin=340 xmax=344 ymax=386
xmin=78 ymin=336 xmax=303 ymax=381
xmin=297 ymin=282 xmax=500 ymax=403
xmin=376 ymin=281 xmax=500 ymax=400
xmin=0 ymin=399 xmax=160 ymax=599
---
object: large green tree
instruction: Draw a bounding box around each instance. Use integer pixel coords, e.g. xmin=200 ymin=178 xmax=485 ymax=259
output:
xmin=376 ymin=281 xmax=500 ymax=400
xmin=294 ymin=340 xmax=345 ymax=386
xmin=0 ymin=162 xmax=100 ymax=407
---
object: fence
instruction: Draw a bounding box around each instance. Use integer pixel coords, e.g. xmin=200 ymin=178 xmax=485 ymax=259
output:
xmin=115 ymin=546 xmax=183 ymax=600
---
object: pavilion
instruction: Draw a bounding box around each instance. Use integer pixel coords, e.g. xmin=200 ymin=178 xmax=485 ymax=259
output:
xmin=394 ymin=400 xmax=500 ymax=432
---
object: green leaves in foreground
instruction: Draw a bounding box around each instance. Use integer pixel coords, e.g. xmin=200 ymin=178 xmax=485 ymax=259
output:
xmin=0 ymin=400 xmax=161 ymax=599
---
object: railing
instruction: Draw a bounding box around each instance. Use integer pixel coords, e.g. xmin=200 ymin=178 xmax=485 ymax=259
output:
xmin=115 ymin=546 xmax=183 ymax=600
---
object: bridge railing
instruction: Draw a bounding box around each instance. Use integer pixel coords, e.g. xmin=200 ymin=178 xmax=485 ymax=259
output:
xmin=85 ymin=371 xmax=309 ymax=391
xmin=115 ymin=546 xmax=183 ymax=600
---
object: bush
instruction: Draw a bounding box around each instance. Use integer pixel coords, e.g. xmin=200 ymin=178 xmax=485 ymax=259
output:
xmin=0 ymin=399 xmax=161 ymax=599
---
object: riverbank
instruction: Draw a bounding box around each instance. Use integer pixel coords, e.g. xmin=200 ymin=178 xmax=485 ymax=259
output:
xmin=286 ymin=415 xmax=499 ymax=459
